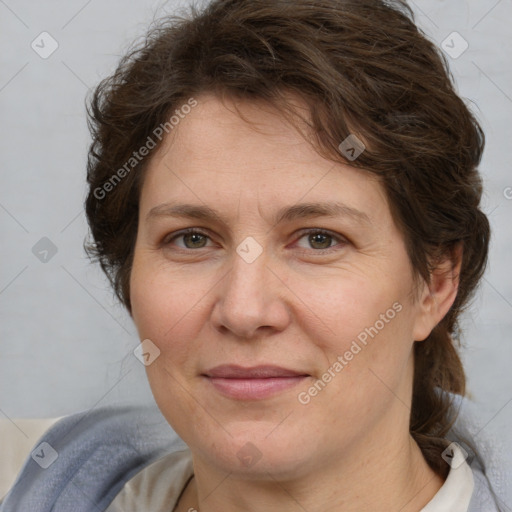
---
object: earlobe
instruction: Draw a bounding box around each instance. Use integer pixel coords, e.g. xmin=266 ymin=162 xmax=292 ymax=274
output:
xmin=412 ymin=244 xmax=462 ymax=342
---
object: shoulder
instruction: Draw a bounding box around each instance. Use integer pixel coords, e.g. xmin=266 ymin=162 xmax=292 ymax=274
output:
xmin=105 ymin=449 xmax=193 ymax=511
xmin=0 ymin=405 xmax=186 ymax=512
xmin=467 ymin=466 xmax=504 ymax=512
xmin=445 ymin=393 xmax=511 ymax=512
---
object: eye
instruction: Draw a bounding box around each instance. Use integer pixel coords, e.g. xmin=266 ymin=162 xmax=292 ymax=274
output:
xmin=163 ymin=228 xmax=213 ymax=249
xmin=294 ymin=229 xmax=347 ymax=252
xmin=162 ymin=228 xmax=347 ymax=253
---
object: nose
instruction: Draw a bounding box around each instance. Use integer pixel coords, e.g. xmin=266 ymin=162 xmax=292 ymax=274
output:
xmin=210 ymin=247 xmax=291 ymax=339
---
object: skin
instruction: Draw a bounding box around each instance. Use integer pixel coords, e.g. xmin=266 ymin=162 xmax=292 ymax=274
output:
xmin=129 ymin=93 xmax=460 ymax=511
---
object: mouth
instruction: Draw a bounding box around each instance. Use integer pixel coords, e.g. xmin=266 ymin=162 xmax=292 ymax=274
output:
xmin=202 ymin=365 xmax=310 ymax=400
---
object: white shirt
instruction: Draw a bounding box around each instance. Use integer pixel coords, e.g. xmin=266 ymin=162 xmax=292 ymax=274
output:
xmin=420 ymin=443 xmax=474 ymax=512
xmin=106 ymin=443 xmax=474 ymax=512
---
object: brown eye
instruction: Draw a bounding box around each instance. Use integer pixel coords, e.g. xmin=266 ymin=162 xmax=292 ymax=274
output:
xmin=294 ymin=229 xmax=347 ymax=253
xmin=182 ymin=232 xmax=208 ymax=248
xmin=308 ymin=232 xmax=333 ymax=249
xmin=164 ymin=229 xmax=212 ymax=249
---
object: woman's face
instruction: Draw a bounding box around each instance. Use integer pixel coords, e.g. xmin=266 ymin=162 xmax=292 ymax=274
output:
xmin=130 ymin=93 xmax=433 ymax=478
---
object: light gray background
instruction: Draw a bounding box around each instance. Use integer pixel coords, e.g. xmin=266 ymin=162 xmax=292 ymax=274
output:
xmin=0 ymin=0 xmax=510 ymax=459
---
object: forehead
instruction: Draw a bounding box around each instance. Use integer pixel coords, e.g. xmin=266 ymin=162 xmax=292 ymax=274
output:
xmin=161 ymin=93 xmax=317 ymax=163
xmin=141 ymin=93 xmax=390 ymax=224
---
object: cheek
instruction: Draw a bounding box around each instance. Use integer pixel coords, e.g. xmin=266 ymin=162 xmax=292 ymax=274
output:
xmin=290 ymin=272 xmax=415 ymax=401
xmin=130 ymin=261 xmax=210 ymax=431
xmin=130 ymin=259 xmax=206 ymax=366
xmin=289 ymin=271 xmax=403 ymax=353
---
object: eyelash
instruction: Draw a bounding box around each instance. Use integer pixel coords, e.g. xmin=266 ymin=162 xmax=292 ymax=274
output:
xmin=162 ymin=227 xmax=347 ymax=254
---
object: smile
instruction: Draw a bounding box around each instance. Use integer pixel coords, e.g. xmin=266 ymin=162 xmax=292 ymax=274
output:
xmin=202 ymin=365 xmax=310 ymax=400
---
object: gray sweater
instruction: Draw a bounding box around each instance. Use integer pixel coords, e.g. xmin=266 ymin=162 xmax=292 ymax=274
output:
xmin=1 ymin=397 xmax=509 ymax=511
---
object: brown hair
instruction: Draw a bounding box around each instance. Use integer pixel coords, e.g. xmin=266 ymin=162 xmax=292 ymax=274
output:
xmin=85 ymin=0 xmax=489 ymax=476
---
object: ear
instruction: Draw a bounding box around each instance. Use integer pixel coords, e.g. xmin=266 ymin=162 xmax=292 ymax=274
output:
xmin=412 ymin=244 xmax=462 ymax=342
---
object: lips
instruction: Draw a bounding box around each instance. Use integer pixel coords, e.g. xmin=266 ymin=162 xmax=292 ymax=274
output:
xmin=204 ymin=364 xmax=307 ymax=379
xmin=202 ymin=365 xmax=310 ymax=400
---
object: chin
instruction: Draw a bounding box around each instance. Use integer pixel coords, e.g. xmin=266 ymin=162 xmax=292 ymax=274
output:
xmin=192 ymin=427 xmax=318 ymax=480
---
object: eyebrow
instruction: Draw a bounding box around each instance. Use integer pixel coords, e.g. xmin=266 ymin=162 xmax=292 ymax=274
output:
xmin=146 ymin=201 xmax=371 ymax=226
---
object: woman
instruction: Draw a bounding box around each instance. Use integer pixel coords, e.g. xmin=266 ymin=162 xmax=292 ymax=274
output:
xmin=1 ymin=0 xmax=507 ymax=510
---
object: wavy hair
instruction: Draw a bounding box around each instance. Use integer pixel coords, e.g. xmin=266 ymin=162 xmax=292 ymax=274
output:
xmin=85 ymin=0 xmax=490 ymax=477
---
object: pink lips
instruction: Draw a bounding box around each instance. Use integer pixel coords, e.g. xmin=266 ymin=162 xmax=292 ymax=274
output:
xmin=203 ymin=365 xmax=309 ymax=400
